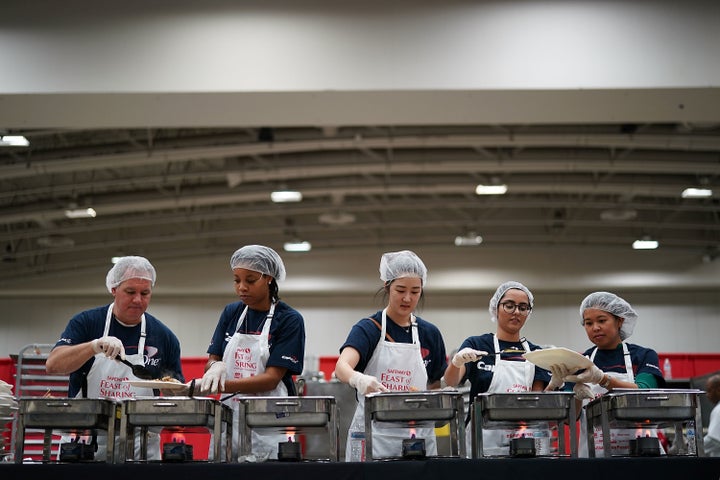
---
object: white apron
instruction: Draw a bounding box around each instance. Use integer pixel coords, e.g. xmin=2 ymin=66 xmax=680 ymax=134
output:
xmin=211 ymin=302 xmax=288 ymax=462
xmin=346 ymin=308 xmax=434 ymax=461
xmin=64 ymin=303 xmax=158 ymax=462
xmin=579 ymin=342 xmax=658 ymax=457
xmin=470 ymin=335 xmax=538 ymax=457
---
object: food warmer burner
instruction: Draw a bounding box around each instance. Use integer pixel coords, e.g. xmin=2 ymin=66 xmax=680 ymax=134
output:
xmin=585 ymin=388 xmax=704 ymax=457
xmin=14 ymin=398 xmax=118 ymax=463
xmin=119 ymin=397 xmax=233 ymax=462
xmin=472 ymin=391 xmax=577 ymax=458
xmin=363 ymin=391 xmax=466 ymax=461
xmin=237 ymin=396 xmax=338 ymax=461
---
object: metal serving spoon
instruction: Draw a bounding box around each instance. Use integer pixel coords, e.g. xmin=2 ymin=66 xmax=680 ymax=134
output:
xmin=117 ymin=357 xmax=154 ymax=380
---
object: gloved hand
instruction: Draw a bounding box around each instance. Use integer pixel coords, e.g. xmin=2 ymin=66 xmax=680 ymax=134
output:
xmin=545 ymin=363 xmax=571 ymax=391
xmin=91 ymin=336 xmax=125 ymax=360
xmin=451 ymin=348 xmax=489 ymax=368
xmin=573 ymin=382 xmax=595 ymax=401
xmin=200 ymin=361 xmax=227 ymax=394
xmin=349 ymin=371 xmax=388 ymax=395
xmin=565 ymin=364 xmax=605 ymax=385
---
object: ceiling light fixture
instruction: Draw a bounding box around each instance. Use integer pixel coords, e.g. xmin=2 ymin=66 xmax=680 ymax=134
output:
xmin=283 ymin=240 xmax=312 ymax=252
xmin=0 ymin=135 xmax=29 ymax=147
xmin=475 ymin=184 xmax=507 ymax=195
xmin=632 ymin=236 xmax=659 ymax=250
xmin=271 ymin=190 xmax=303 ymax=203
xmin=681 ymin=187 xmax=713 ymax=198
xmin=64 ymin=207 xmax=97 ymax=219
xmin=454 ymin=232 xmax=483 ymax=246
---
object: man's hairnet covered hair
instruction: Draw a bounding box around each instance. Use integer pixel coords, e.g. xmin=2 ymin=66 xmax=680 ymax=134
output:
xmin=580 ymin=291 xmax=637 ymax=340
xmin=379 ymin=250 xmax=427 ymax=286
xmin=230 ymin=244 xmax=286 ymax=281
xmin=106 ymin=256 xmax=156 ymax=293
xmin=488 ymin=281 xmax=534 ymax=323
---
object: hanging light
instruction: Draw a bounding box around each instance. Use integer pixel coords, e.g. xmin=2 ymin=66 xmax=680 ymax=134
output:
xmin=283 ymin=240 xmax=312 ymax=252
xmin=681 ymin=187 xmax=713 ymax=198
xmin=0 ymin=135 xmax=29 ymax=147
xmin=632 ymin=236 xmax=659 ymax=250
xmin=475 ymin=184 xmax=507 ymax=195
xmin=64 ymin=207 xmax=97 ymax=219
xmin=454 ymin=232 xmax=483 ymax=246
xmin=271 ymin=190 xmax=303 ymax=203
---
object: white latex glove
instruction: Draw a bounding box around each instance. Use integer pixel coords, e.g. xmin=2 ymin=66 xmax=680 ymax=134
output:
xmin=565 ymin=364 xmax=605 ymax=385
xmin=546 ymin=363 xmax=571 ymax=391
xmin=348 ymin=371 xmax=388 ymax=395
xmin=573 ymin=382 xmax=595 ymax=401
xmin=451 ymin=348 xmax=489 ymax=368
xmin=200 ymin=361 xmax=227 ymax=394
xmin=91 ymin=336 xmax=125 ymax=360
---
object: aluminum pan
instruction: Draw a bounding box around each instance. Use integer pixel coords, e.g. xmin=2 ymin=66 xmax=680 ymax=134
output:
xmin=365 ymin=391 xmax=463 ymax=422
xmin=19 ymin=398 xmax=116 ymax=428
xmin=125 ymin=398 xmax=218 ymax=426
xmin=241 ymin=396 xmax=335 ymax=427
xmin=478 ymin=392 xmax=574 ymax=421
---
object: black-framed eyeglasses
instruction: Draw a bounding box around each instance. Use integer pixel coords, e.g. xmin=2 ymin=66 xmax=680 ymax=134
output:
xmin=499 ymin=301 xmax=532 ymax=315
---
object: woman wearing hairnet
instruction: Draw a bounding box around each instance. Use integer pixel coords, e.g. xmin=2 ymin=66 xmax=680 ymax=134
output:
xmin=199 ymin=245 xmax=306 ymax=461
xmin=443 ymin=280 xmax=551 ymax=457
xmin=552 ymin=291 xmax=664 ymax=457
xmin=335 ymin=250 xmax=448 ymax=461
xmin=46 ymin=256 xmax=184 ymax=461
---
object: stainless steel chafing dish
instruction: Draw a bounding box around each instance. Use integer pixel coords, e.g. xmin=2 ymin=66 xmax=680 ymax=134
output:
xmin=118 ymin=397 xmax=233 ymax=463
xmin=472 ymin=392 xmax=577 ymax=458
xmin=14 ymin=398 xmax=118 ymax=463
xmin=237 ymin=396 xmax=338 ymax=461
xmin=585 ymin=388 xmax=704 ymax=458
xmin=363 ymin=391 xmax=466 ymax=460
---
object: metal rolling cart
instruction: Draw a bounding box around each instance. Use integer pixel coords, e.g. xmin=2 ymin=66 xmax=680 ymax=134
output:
xmin=237 ymin=396 xmax=338 ymax=461
xmin=119 ymin=397 xmax=233 ymax=462
xmin=14 ymin=398 xmax=118 ymax=463
xmin=472 ymin=391 xmax=577 ymax=458
xmin=363 ymin=391 xmax=466 ymax=461
xmin=585 ymin=388 xmax=704 ymax=457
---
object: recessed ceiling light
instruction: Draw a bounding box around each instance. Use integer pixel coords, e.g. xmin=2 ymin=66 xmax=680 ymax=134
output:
xmin=283 ymin=240 xmax=311 ymax=252
xmin=271 ymin=190 xmax=303 ymax=203
xmin=475 ymin=184 xmax=507 ymax=195
xmin=64 ymin=207 xmax=97 ymax=219
xmin=681 ymin=187 xmax=713 ymax=198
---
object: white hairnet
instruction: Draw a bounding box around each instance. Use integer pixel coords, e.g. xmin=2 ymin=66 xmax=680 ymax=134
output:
xmin=580 ymin=291 xmax=638 ymax=340
xmin=106 ymin=256 xmax=156 ymax=293
xmin=379 ymin=250 xmax=427 ymax=285
xmin=230 ymin=245 xmax=286 ymax=281
xmin=488 ymin=281 xmax=534 ymax=323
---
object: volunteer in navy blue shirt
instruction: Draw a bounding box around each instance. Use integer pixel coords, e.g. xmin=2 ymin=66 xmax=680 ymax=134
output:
xmin=546 ymin=291 xmax=664 ymax=456
xmin=443 ymin=281 xmax=551 ymax=457
xmin=46 ymin=256 xmax=183 ymax=460
xmin=335 ymin=250 xmax=448 ymax=461
xmin=199 ymin=244 xmax=305 ymax=461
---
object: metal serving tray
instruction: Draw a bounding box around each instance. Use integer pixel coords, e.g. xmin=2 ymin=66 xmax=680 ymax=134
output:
xmin=478 ymin=392 xmax=574 ymax=421
xmin=241 ymin=396 xmax=335 ymax=427
xmin=366 ymin=391 xmax=464 ymax=422
xmin=124 ymin=397 xmax=218 ymax=426
xmin=18 ymin=397 xmax=117 ymax=428
xmin=586 ymin=389 xmax=701 ymax=422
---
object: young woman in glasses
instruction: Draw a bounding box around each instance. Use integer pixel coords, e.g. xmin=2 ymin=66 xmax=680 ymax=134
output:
xmin=443 ymin=280 xmax=551 ymax=457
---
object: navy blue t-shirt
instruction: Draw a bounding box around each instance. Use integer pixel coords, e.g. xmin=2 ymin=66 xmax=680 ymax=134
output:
xmin=457 ymin=333 xmax=551 ymax=420
xmin=53 ymin=304 xmax=184 ymax=398
xmin=207 ymin=300 xmax=305 ymax=395
xmin=339 ymin=310 xmax=448 ymax=385
xmin=582 ymin=342 xmax=665 ymax=386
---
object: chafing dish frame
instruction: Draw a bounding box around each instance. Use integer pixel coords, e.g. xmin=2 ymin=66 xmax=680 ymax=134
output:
xmin=14 ymin=397 xmax=119 ymax=463
xmin=118 ymin=397 xmax=233 ymax=463
xmin=585 ymin=389 xmax=705 ymax=458
xmin=236 ymin=396 xmax=339 ymax=462
xmin=363 ymin=391 xmax=466 ymax=461
xmin=472 ymin=392 xmax=577 ymax=458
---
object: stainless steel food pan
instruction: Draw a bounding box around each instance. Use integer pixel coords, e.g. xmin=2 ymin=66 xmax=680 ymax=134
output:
xmin=586 ymin=389 xmax=700 ymax=421
xmin=478 ymin=392 xmax=574 ymax=421
xmin=241 ymin=396 xmax=335 ymax=427
xmin=19 ymin=398 xmax=117 ymax=428
xmin=366 ymin=391 xmax=463 ymax=422
xmin=124 ymin=398 xmax=218 ymax=426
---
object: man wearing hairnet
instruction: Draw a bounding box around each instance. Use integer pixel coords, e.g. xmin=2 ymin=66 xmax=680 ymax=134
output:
xmin=46 ymin=256 xmax=184 ymax=461
xmin=548 ymin=291 xmax=665 ymax=457
xmin=198 ymin=245 xmax=305 ymax=461
xmin=335 ymin=250 xmax=448 ymax=461
xmin=443 ymin=281 xmax=551 ymax=457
